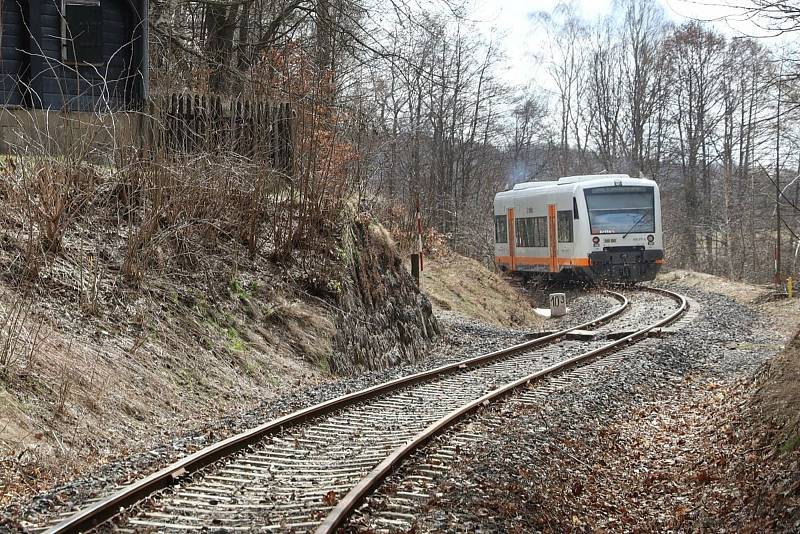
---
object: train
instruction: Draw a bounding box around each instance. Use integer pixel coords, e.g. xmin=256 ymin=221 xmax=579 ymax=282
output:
xmin=494 ymin=174 xmax=664 ymax=283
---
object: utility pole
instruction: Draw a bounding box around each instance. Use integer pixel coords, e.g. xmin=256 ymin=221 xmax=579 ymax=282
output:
xmin=776 ymin=64 xmax=783 ymax=285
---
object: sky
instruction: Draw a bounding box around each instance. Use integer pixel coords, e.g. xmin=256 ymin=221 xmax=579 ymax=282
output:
xmin=467 ymin=0 xmax=786 ymax=90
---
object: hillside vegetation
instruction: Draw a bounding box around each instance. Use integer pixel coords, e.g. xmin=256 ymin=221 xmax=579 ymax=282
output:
xmin=0 ymin=171 xmax=437 ymax=504
xmin=421 ymin=251 xmax=542 ymax=328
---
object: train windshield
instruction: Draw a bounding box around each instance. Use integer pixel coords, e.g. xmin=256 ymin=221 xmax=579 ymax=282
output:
xmin=584 ymin=186 xmax=655 ymax=235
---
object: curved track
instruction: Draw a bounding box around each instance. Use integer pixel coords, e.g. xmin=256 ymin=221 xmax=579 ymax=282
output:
xmin=44 ymin=288 xmax=686 ymax=533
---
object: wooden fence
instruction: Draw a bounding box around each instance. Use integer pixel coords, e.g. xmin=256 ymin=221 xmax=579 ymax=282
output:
xmin=149 ymin=93 xmax=293 ymax=170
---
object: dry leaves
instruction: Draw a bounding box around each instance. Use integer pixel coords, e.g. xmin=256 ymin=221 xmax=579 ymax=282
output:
xmin=322 ymin=490 xmax=338 ymax=506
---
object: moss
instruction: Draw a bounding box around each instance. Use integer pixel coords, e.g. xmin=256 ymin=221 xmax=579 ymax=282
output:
xmin=316 ymin=355 xmax=331 ymax=374
xmin=326 ymin=279 xmax=343 ymax=296
xmin=229 ymin=277 xmax=251 ymax=302
xmin=226 ymin=326 xmax=246 ymax=353
xmin=242 ymin=357 xmax=260 ymax=376
xmin=174 ymin=366 xmax=210 ymax=391
xmin=266 ymin=372 xmax=280 ymax=387
xmin=335 ymin=245 xmax=349 ymax=264
xmin=263 ymin=304 xmax=279 ymax=320
xmin=337 ymin=224 xmax=357 ymax=267
xmin=779 ymin=432 xmax=800 ymax=454
xmin=203 ymin=313 xmax=220 ymax=331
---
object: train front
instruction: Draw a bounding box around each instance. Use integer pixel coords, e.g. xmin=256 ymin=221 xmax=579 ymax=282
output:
xmin=578 ymin=178 xmax=664 ymax=282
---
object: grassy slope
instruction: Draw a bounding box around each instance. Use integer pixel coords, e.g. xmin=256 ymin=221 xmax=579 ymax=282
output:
xmin=421 ymin=252 xmax=542 ymax=328
xmin=0 ymin=279 xmax=331 ymax=505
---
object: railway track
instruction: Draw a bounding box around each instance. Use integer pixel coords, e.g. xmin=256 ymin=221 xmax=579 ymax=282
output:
xmin=350 ymin=294 xmax=700 ymax=532
xmin=43 ymin=287 xmax=686 ymax=534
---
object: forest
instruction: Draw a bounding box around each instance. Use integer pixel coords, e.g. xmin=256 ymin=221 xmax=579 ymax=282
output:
xmin=4 ymin=0 xmax=800 ymax=285
xmin=143 ymin=0 xmax=800 ymax=283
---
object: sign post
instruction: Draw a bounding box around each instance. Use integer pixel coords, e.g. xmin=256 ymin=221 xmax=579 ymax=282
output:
xmin=549 ymin=293 xmax=567 ymax=317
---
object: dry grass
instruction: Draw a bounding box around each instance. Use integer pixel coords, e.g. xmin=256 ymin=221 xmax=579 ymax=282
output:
xmin=756 ymin=295 xmax=800 ymax=340
xmin=0 ymin=293 xmax=43 ymax=380
xmin=0 ymin=60 xmax=411 ymax=510
xmin=657 ymin=268 xmax=771 ymax=304
xmin=0 ymin=148 xmax=412 ymax=507
xmin=0 ymin=146 xmax=348 ymax=499
xmin=0 ymin=276 xmax=332 ymax=507
xmin=421 ymin=250 xmax=541 ymax=328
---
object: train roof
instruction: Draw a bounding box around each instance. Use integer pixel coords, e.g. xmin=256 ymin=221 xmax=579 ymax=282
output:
xmin=495 ymin=174 xmax=657 ymax=202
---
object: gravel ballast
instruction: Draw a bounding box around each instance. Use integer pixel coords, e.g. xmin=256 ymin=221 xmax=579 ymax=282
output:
xmin=8 ymin=284 xmax=789 ymax=532
xmin=357 ymin=283 xmax=793 ymax=532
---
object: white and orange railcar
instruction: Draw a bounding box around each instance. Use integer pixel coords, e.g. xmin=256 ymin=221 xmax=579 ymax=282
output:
xmin=494 ymin=174 xmax=664 ymax=282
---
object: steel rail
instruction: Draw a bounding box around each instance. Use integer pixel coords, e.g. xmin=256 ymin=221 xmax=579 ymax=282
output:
xmin=47 ymin=291 xmax=628 ymax=533
xmin=316 ymin=287 xmax=687 ymax=533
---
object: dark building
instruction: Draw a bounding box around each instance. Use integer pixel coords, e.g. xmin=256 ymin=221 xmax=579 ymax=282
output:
xmin=0 ymin=0 xmax=148 ymax=111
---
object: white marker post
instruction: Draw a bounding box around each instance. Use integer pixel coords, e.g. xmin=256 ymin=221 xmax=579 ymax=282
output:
xmin=549 ymin=293 xmax=567 ymax=317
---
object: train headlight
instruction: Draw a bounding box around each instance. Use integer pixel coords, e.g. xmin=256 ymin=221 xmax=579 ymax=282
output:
xmin=647 ymin=234 xmax=655 ymax=244
xmin=592 ymin=236 xmax=600 ymax=246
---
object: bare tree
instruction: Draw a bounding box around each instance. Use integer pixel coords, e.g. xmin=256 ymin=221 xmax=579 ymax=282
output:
xmin=586 ymin=16 xmax=624 ymax=172
xmin=619 ymin=0 xmax=668 ymax=176
xmin=666 ymin=22 xmax=726 ymax=268
xmin=539 ymin=4 xmax=591 ymax=176
xmin=509 ymin=93 xmax=547 ymax=184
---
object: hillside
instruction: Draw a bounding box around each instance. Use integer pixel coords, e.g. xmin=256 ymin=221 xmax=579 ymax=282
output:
xmin=0 ymin=220 xmax=543 ymax=510
xmin=0 ymin=201 xmax=438 ymax=507
xmin=421 ymin=251 xmax=543 ymax=328
xmin=755 ymin=330 xmax=800 ymax=456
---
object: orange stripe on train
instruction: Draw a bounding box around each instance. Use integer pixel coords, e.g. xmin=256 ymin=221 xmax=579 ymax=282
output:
xmin=495 ymin=256 xmax=591 ymax=267
xmin=496 ymin=256 xmax=666 ymax=268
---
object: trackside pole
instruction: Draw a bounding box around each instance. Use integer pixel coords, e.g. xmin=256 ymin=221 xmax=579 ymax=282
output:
xmin=411 ymin=254 xmax=420 ymax=286
xmin=412 ymin=197 xmax=423 ymax=288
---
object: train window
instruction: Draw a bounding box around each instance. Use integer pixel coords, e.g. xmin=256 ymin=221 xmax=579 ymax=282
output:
xmin=515 ymin=219 xmax=526 ymax=247
xmin=532 ymin=217 xmax=547 ymax=247
xmin=515 ymin=216 xmax=547 ymax=248
xmin=573 ymin=197 xmax=579 ymax=219
xmin=495 ymin=215 xmax=508 ymax=243
xmin=533 ymin=217 xmax=547 ymax=247
xmin=557 ymin=210 xmax=573 ymax=243
xmin=584 ymin=186 xmax=655 ymax=235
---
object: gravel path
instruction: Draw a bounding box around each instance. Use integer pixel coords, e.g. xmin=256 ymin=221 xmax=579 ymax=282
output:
xmin=4 ymin=291 xmax=617 ymax=531
xmin=349 ymin=283 xmax=782 ymax=532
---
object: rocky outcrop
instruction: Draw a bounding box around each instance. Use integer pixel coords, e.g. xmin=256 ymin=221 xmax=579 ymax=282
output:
xmin=327 ymin=221 xmax=439 ymax=374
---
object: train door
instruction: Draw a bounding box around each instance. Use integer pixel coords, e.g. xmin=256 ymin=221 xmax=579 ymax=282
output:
xmin=507 ymin=207 xmax=516 ymax=271
xmin=547 ymin=204 xmax=558 ymax=272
